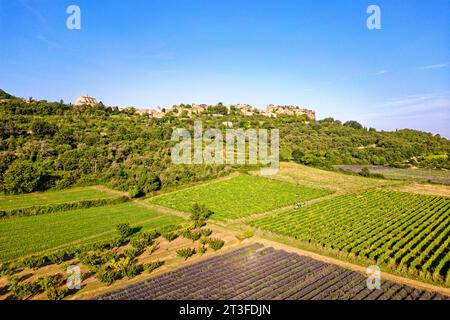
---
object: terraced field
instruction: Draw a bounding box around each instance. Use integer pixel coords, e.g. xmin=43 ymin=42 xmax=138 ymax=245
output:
xmin=0 ymin=202 xmax=183 ymax=262
xmin=150 ymin=175 xmax=332 ymax=220
xmin=0 ymin=186 xmax=116 ymax=210
xmin=96 ymin=244 xmax=448 ymax=300
xmin=248 ymin=191 xmax=450 ymax=283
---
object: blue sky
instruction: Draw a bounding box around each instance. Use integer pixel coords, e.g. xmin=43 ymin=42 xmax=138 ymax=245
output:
xmin=1 ymin=0 xmax=449 ymax=136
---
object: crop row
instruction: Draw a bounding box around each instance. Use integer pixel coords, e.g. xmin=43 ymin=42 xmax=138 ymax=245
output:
xmin=96 ymin=244 xmax=448 ymax=300
xmin=247 ymin=191 xmax=450 ymax=283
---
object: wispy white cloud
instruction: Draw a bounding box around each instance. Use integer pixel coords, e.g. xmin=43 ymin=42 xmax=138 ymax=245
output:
xmin=375 ymin=70 xmax=388 ymax=75
xmin=420 ymin=63 xmax=448 ymax=70
xmin=376 ymin=92 xmax=450 ymax=112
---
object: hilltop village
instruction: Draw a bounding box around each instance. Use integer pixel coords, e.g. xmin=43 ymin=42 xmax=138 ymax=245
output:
xmin=74 ymin=95 xmax=316 ymax=120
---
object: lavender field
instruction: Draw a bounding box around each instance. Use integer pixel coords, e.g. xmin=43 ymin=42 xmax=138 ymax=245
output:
xmin=95 ymin=244 xmax=448 ymax=300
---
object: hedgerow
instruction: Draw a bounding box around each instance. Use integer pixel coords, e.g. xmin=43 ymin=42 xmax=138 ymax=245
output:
xmin=0 ymin=196 xmax=129 ymax=219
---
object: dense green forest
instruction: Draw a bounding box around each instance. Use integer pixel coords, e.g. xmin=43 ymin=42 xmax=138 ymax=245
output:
xmin=0 ymin=90 xmax=449 ymax=195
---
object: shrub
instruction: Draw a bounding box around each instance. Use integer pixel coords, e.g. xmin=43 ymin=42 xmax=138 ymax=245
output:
xmin=36 ymin=275 xmax=62 ymax=292
xmin=77 ymin=251 xmax=102 ymax=267
xmin=96 ymin=268 xmax=121 ymax=285
xmin=116 ymin=223 xmax=133 ymax=239
xmin=144 ymin=261 xmax=164 ymax=273
xmin=124 ymin=248 xmax=142 ymax=260
xmin=0 ymin=263 xmax=16 ymax=276
xmin=8 ymin=281 xmax=40 ymax=300
xmin=20 ymin=255 xmax=51 ymax=269
xmin=207 ymin=238 xmax=224 ymax=251
xmin=123 ymin=263 xmax=143 ymax=279
xmin=359 ymin=167 xmax=370 ymax=177
xmin=197 ymin=246 xmax=207 ymax=255
xmin=190 ymin=203 xmax=213 ymax=226
xmin=48 ymin=251 xmax=75 ymax=264
xmin=162 ymin=232 xmax=178 ymax=242
xmin=236 ymin=230 xmax=254 ymax=240
xmin=200 ymin=228 xmax=213 ymax=237
xmin=176 ymin=248 xmax=196 ymax=260
xmin=189 ymin=231 xmax=201 ymax=242
xmin=130 ymin=231 xmax=159 ymax=250
xmin=46 ymin=286 xmax=68 ymax=300
xmin=181 ymin=230 xmax=201 ymax=242
xmin=147 ymin=241 xmax=160 ymax=254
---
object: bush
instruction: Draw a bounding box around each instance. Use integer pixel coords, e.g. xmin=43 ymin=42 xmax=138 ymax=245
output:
xmin=77 ymin=251 xmax=102 ymax=267
xmin=130 ymin=231 xmax=159 ymax=250
xmin=36 ymin=275 xmax=61 ymax=291
xmin=200 ymin=228 xmax=213 ymax=237
xmin=190 ymin=203 xmax=213 ymax=226
xmin=176 ymin=248 xmax=196 ymax=260
xmin=21 ymin=255 xmax=51 ymax=270
xmin=124 ymin=248 xmax=142 ymax=260
xmin=8 ymin=281 xmax=40 ymax=300
xmin=197 ymin=246 xmax=207 ymax=255
xmin=46 ymin=286 xmax=68 ymax=300
xmin=236 ymin=230 xmax=254 ymax=240
xmin=95 ymin=268 xmax=121 ymax=286
xmin=359 ymin=167 xmax=370 ymax=177
xmin=181 ymin=230 xmax=201 ymax=242
xmin=48 ymin=251 xmax=75 ymax=264
xmin=0 ymin=263 xmax=17 ymax=276
xmin=116 ymin=223 xmax=134 ymax=239
xmin=162 ymin=232 xmax=178 ymax=242
xmin=144 ymin=261 xmax=164 ymax=273
xmin=123 ymin=263 xmax=143 ymax=279
xmin=207 ymin=238 xmax=224 ymax=251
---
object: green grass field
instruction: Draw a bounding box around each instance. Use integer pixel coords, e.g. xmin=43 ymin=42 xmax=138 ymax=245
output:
xmin=0 ymin=186 xmax=117 ymax=210
xmin=0 ymin=202 xmax=183 ymax=262
xmin=253 ymin=162 xmax=402 ymax=195
xmin=149 ymin=175 xmax=332 ymax=220
xmin=248 ymin=190 xmax=450 ymax=282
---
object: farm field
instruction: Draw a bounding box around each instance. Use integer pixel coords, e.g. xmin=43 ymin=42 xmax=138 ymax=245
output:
xmin=0 ymin=222 xmax=238 ymax=300
xmin=247 ymin=190 xmax=450 ymax=284
xmin=252 ymin=162 xmax=402 ymax=195
xmin=396 ymin=184 xmax=450 ymax=197
xmin=149 ymin=175 xmax=332 ymax=220
xmin=0 ymin=202 xmax=183 ymax=262
xmin=96 ymin=243 xmax=449 ymax=300
xmin=0 ymin=186 xmax=117 ymax=210
xmin=335 ymin=165 xmax=450 ymax=185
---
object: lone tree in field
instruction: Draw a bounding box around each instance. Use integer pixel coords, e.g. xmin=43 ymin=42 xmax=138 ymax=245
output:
xmin=190 ymin=203 xmax=213 ymax=227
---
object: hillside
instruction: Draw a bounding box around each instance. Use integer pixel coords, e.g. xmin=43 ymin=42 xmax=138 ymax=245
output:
xmin=0 ymin=92 xmax=449 ymax=195
xmin=0 ymin=89 xmax=17 ymax=100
